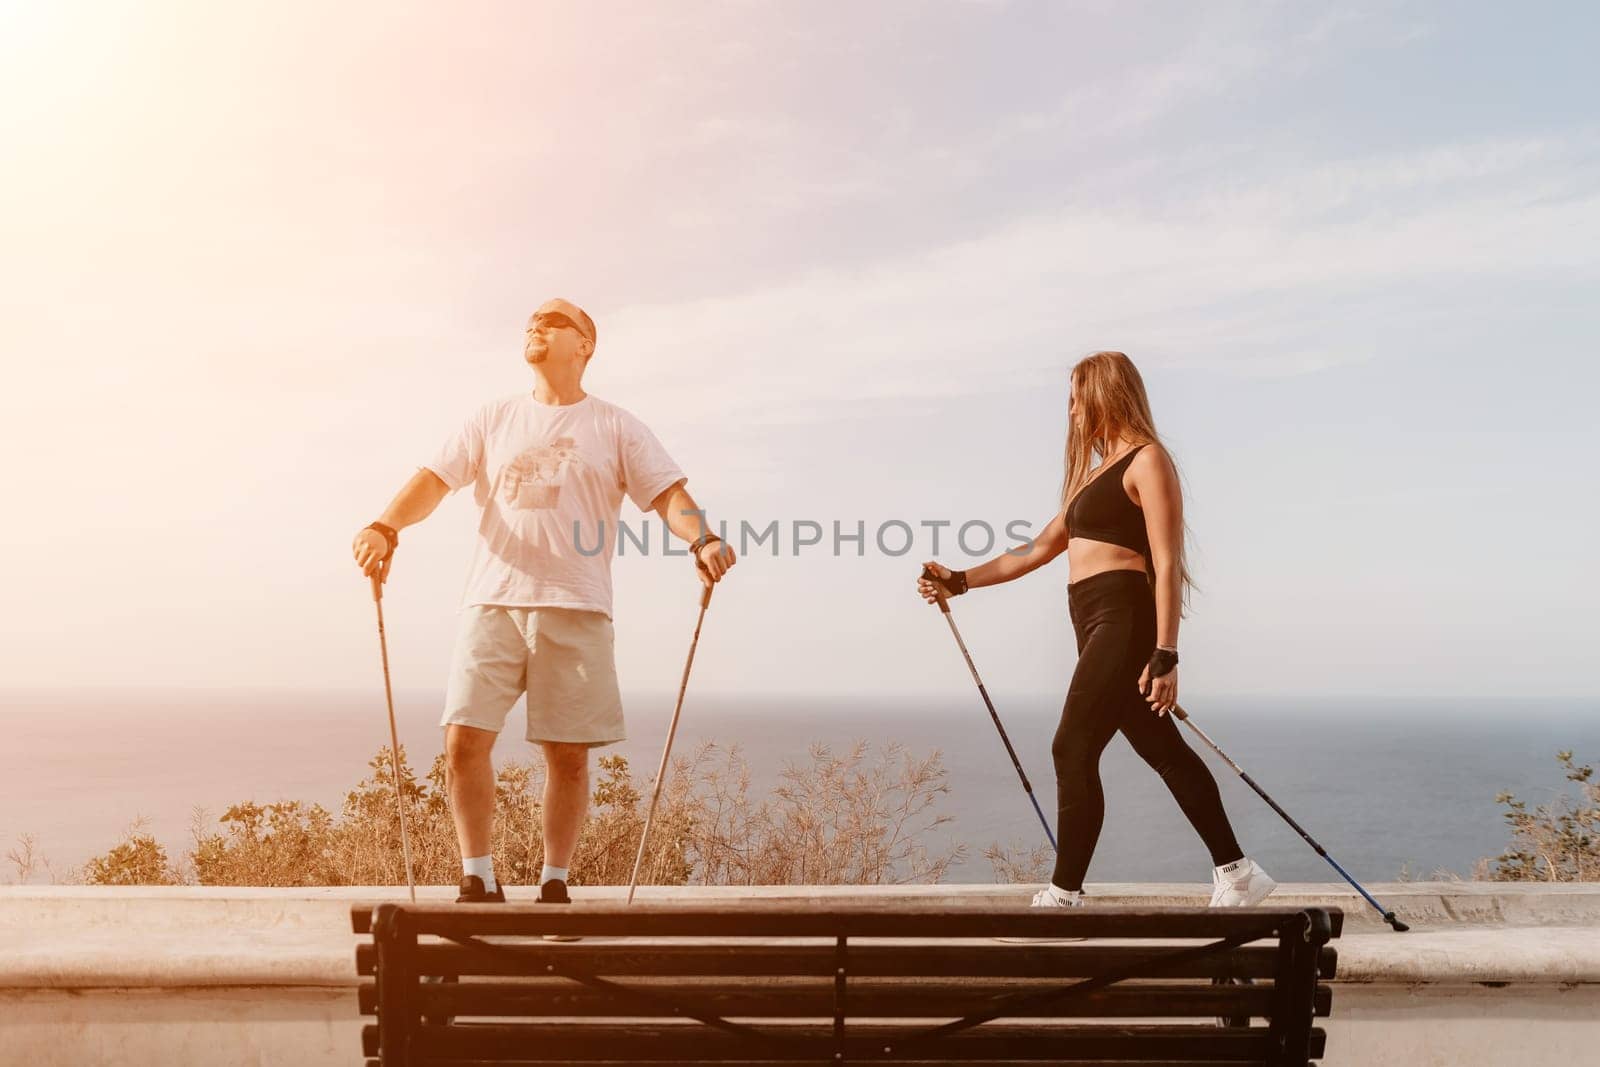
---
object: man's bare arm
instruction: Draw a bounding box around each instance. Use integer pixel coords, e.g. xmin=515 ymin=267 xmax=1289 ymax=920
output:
xmin=651 ymin=480 xmax=737 ymax=583
xmin=379 ymin=468 xmax=452 ymax=530
xmin=650 ymin=480 xmax=703 ymax=541
xmin=353 ymin=469 xmax=451 ymax=578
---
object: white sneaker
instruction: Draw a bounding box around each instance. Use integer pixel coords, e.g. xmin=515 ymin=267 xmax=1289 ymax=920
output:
xmin=1030 ymin=886 xmax=1084 ymax=909
xmin=1210 ymin=858 xmax=1277 ymax=908
xmin=996 ymin=886 xmax=1087 ymax=942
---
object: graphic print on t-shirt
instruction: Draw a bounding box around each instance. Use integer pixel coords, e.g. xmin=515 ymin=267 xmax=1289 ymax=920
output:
xmin=499 ymin=436 xmax=586 ymax=511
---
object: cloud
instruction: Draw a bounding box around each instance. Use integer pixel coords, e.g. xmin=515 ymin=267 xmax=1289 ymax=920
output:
xmin=598 ymin=131 xmax=1600 ymax=444
xmin=986 ymin=3 xmax=1433 ymax=151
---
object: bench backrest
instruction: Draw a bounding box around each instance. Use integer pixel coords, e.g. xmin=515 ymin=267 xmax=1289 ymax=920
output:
xmin=353 ymin=901 xmax=1340 ymax=1066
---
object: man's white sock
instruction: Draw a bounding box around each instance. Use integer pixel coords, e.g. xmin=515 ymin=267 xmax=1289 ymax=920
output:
xmin=1048 ymin=883 xmax=1082 ymax=904
xmin=463 ymin=855 xmax=496 ymax=893
xmin=540 ymin=864 xmax=569 ymax=886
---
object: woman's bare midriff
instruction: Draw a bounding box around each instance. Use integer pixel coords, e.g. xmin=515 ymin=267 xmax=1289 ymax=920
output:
xmin=1067 ymin=538 xmax=1147 ymax=586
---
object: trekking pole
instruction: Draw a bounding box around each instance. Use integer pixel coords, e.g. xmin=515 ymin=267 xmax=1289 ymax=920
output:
xmin=627 ymin=568 xmax=715 ymax=904
xmin=920 ymin=566 xmax=1057 ymax=852
xmin=370 ymin=559 xmax=418 ymax=903
xmin=1171 ymin=704 xmax=1409 ymax=932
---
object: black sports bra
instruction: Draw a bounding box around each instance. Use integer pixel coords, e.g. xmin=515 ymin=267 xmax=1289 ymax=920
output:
xmin=1064 ymin=444 xmax=1149 ymax=556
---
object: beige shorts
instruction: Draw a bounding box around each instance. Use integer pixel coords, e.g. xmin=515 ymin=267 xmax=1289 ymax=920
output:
xmin=440 ymin=606 xmax=625 ymax=746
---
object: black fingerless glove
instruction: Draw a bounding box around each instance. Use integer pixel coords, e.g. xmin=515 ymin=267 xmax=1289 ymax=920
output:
xmin=1146 ymin=648 xmax=1179 ymax=678
xmin=920 ymin=565 xmax=968 ymax=597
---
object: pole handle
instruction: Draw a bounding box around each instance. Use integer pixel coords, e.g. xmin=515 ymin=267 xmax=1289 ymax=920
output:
xmin=919 ymin=565 xmax=953 ymax=614
xmin=1169 ymin=702 xmax=1189 ymax=721
xmin=369 ymin=550 xmax=392 ymax=602
xmin=696 ymin=558 xmax=715 ymax=609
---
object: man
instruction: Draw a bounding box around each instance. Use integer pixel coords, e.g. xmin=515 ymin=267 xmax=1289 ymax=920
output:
xmin=352 ymin=298 xmax=736 ymax=905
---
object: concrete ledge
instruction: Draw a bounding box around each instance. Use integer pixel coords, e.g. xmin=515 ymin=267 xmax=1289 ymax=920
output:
xmin=3 ymin=883 xmax=1598 ymax=988
xmin=10 ymin=879 xmax=1599 ymax=921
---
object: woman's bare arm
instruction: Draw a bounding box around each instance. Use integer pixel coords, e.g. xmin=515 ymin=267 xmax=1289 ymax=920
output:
xmin=1134 ymin=446 xmax=1183 ymax=649
xmin=917 ymin=511 xmax=1068 ymax=602
xmin=969 ymin=510 xmax=1070 ymax=588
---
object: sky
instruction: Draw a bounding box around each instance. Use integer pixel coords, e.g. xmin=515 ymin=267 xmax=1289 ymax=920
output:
xmin=2 ymin=0 xmax=1597 ymax=709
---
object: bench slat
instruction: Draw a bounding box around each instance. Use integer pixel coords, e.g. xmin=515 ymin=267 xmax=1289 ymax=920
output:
xmin=353 ymin=908 xmax=1350 ymax=940
xmin=402 ymin=1021 xmax=1324 ymax=1060
xmin=398 ymin=1061 xmax=1274 ymax=1067
xmin=350 ymin=901 xmax=1345 ymax=940
xmin=356 ymin=941 xmax=1336 ymax=980
xmin=351 ymin=902 xmax=1336 ymax=941
xmin=358 ymin=978 xmax=1332 ymax=1020
xmin=415 ymin=981 xmax=1313 ymax=1020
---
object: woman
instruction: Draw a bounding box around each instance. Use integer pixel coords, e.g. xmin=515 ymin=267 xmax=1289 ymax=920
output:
xmin=917 ymin=351 xmax=1274 ymax=909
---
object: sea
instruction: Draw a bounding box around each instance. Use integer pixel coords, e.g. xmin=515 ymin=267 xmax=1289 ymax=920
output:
xmin=2 ymin=689 xmax=1595 ymax=885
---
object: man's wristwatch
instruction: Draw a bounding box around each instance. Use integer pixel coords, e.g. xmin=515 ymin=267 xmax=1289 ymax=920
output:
xmin=690 ymin=532 xmax=723 ymax=560
xmin=366 ymin=521 xmax=399 ymax=556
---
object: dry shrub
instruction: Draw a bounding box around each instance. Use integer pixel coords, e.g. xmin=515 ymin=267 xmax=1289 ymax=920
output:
xmin=683 ymin=741 xmax=966 ymax=885
xmin=983 ymin=840 xmax=1054 ymax=884
xmin=5 ymin=833 xmax=64 ymax=885
xmin=183 ymin=747 xmax=687 ymax=888
xmin=82 ymin=819 xmax=183 ymax=885
xmin=77 ymin=738 xmax=963 ymax=887
xmin=1488 ymin=751 xmax=1599 ymax=882
xmin=1396 ymin=862 xmax=1469 ymax=883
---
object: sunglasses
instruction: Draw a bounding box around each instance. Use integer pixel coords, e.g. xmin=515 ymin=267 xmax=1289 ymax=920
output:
xmin=528 ymin=312 xmax=589 ymax=338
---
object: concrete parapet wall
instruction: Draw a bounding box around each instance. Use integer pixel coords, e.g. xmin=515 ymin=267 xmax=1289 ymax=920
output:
xmin=2 ymin=883 xmax=1597 ymax=1066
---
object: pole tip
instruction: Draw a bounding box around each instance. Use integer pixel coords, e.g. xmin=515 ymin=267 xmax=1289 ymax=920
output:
xmin=1386 ymin=914 xmax=1410 ymax=932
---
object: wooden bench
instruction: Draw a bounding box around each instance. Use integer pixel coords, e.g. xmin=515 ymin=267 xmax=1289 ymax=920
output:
xmin=352 ymin=900 xmax=1340 ymax=1066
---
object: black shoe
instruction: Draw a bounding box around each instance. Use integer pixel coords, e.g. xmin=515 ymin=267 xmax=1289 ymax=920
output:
xmin=455 ymin=874 xmax=506 ymax=904
xmin=428 ymin=875 xmax=505 ymax=1025
xmin=537 ymin=878 xmax=580 ymax=941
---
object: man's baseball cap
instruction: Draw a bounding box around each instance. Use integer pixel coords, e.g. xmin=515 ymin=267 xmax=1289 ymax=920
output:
xmin=533 ymin=298 xmax=596 ymax=344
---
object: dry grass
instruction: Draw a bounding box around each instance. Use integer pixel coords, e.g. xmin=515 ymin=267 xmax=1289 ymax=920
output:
xmin=5 ymin=832 xmax=64 ymax=885
xmin=683 ymin=740 xmax=965 ymax=885
xmin=982 ymin=840 xmax=1054 ymax=884
xmin=67 ymin=739 xmax=966 ymax=887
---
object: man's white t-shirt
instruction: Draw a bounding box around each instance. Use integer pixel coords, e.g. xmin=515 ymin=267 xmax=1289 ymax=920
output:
xmin=424 ymin=393 xmax=685 ymax=617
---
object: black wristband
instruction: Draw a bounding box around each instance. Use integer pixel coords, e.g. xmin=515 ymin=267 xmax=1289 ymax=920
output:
xmin=947 ymin=569 xmax=970 ymax=596
xmin=365 ymin=521 xmax=399 ymax=553
xmin=1147 ymin=648 xmax=1179 ymax=677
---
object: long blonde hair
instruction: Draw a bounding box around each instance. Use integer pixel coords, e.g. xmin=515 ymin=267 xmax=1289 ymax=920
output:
xmin=1060 ymin=351 xmax=1195 ymax=605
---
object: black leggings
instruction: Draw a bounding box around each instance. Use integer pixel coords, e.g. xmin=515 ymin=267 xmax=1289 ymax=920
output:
xmin=1051 ymin=569 xmax=1243 ymax=891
